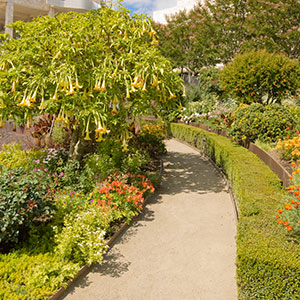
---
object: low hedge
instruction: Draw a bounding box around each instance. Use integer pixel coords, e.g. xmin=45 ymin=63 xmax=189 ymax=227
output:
xmin=170 ymin=123 xmax=300 ymax=299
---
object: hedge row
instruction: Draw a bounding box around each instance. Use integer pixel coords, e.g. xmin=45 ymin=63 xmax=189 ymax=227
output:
xmin=170 ymin=123 xmax=300 ymax=300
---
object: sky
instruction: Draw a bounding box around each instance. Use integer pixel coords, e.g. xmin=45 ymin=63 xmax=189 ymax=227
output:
xmin=122 ymin=0 xmax=177 ymax=17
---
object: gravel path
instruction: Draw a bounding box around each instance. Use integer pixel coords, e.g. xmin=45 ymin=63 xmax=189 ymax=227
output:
xmin=60 ymin=139 xmax=237 ymax=300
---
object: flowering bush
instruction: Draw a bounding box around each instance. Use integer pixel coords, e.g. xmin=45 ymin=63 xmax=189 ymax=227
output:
xmin=230 ymin=103 xmax=296 ymax=143
xmin=276 ymin=132 xmax=300 ymax=161
xmin=89 ymin=173 xmax=155 ymax=222
xmin=137 ymin=123 xmax=167 ymax=157
xmin=220 ymin=50 xmax=300 ymax=104
xmin=276 ymin=163 xmax=300 ymax=233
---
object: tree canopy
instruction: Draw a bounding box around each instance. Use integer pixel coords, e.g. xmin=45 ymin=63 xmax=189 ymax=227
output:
xmin=0 ymin=4 xmax=183 ymax=152
xmin=154 ymin=0 xmax=300 ymax=73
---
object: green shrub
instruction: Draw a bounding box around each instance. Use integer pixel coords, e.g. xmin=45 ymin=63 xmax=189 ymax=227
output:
xmin=54 ymin=207 xmax=112 ymax=265
xmin=230 ymin=103 xmax=296 ymax=143
xmin=0 ymin=168 xmax=55 ymax=245
xmin=170 ymin=123 xmax=300 ymax=299
xmin=0 ymin=251 xmax=80 ymax=300
xmin=220 ymin=50 xmax=300 ymax=104
xmin=85 ymin=137 xmax=149 ymax=181
xmin=0 ymin=143 xmax=44 ymax=170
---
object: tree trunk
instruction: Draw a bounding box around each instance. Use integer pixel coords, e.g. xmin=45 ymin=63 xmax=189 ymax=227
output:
xmin=69 ymin=127 xmax=94 ymax=161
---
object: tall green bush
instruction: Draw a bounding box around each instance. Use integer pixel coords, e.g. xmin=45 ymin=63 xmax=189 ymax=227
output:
xmin=220 ymin=50 xmax=300 ymax=104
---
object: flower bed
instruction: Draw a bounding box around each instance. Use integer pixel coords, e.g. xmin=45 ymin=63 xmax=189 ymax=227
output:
xmin=0 ymin=122 xmax=166 ymax=299
xmin=170 ymin=123 xmax=300 ymax=299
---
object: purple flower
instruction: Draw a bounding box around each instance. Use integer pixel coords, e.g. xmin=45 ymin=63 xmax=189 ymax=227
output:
xmin=33 ymin=168 xmax=38 ymax=171
xmin=59 ymin=172 xmax=64 ymax=177
xmin=34 ymin=160 xmax=40 ymax=164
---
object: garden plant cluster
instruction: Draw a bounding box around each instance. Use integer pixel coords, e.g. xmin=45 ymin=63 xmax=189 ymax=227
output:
xmin=0 ymin=2 xmax=178 ymax=299
xmin=1 ymin=0 xmax=300 ymax=299
xmin=0 ymin=121 xmax=166 ymax=299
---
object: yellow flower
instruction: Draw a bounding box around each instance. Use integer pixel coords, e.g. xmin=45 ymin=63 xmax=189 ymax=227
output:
xmin=150 ymin=38 xmax=159 ymax=46
xmin=168 ymin=91 xmax=176 ymax=100
xmin=67 ymin=82 xmax=77 ymax=95
xmin=11 ymin=81 xmax=16 ymax=93
xmin=84 ymin=131 xmax=91 ymax=141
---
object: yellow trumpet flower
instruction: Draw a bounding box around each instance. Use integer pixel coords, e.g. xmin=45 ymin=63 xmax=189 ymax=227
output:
xmin=126 ymin=87 xmax=131 ymax=98
xmin=39 ymin=94 xmax=45 ymax=110
xmin=131 ymin=76 xmax=139 ymax=88
xmin=84 ymin=130 xmax=91 ymax=141
xmin=29 ymin=90 xmax=37 ymax=103
xmin=11 ymin=81 xmax=16 ymax=93
xmin=93 ymin=80 xmax=101 ymax=91
xmin=67 ymin=80 xmax=77 ymax=95
xmin=99 ymin=79 xmax=106 ymax=92
xmin=151 ymin=38 xmax=159 ymax=46
xmin=149 ymin=28 xmax=156 ymax=36
xmin=74 ymin=76 xmax=82 ymax=89
xmin=142 ymin=81 xmax=147 ymax=92
xmin=168 ymin=91 xmax=176 ymax=100
xmin=96 ymin=132 xmax=105 ymax=142
xmin=152 ymin=78 xmax=161 ymax=87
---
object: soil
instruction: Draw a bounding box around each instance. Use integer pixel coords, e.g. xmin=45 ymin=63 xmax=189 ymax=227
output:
xmin=268 ymin=149 xmax=293 ymax=175
xmin=0 ymin=126 xmax=35 ymax=150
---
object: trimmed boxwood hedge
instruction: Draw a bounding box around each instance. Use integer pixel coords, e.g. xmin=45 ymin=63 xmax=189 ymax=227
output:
xmin=170 ymin=123 xmax=300 ymax=300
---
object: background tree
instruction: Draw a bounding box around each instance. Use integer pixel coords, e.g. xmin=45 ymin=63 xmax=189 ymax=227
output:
xmin=0 ymin=3 xmax=183 ymax=158
xmin=154 ymin=0 xmax=300 ymax=72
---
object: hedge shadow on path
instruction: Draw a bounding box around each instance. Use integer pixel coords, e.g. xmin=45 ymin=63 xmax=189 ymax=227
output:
xmin=161 ymin=150 xmax=226 ymax=195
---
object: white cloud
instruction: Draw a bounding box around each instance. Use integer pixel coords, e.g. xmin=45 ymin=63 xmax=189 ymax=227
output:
xmin=154 ymin=0 xmax=177 ymax=10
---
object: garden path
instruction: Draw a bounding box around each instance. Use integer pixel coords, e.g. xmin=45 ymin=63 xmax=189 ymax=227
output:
xmin=60 ymin=139 xmax=237 ymax=300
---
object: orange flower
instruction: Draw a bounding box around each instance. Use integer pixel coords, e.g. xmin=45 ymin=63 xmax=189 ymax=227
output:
xmin=298 ymin=220 xmax=300 ymax=224
xmin=276 ymin=214 xmax=281 ymax=219
xmin=278 ymin=219 xmax=284 ymax=225
xmin=287 ymin=225 xmax=292 ymax=231
xmin=291 ymin=200 xmax=296 ymax=204
xmin=289 ymin=176 xmax=293 ymax=180
xmin=278 ymin=209 xmax=283 ymax=214
xmin=294 ymin=191 xmax=299 ymax=196
xmin=284 ymin=221 xmax=289 ymax=226
xmin=285 ymin=204 xmax=293 ymax=210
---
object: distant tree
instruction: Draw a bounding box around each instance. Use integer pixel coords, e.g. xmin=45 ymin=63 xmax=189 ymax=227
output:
xmin=154 ymin=0 xmax=300 ymax=70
